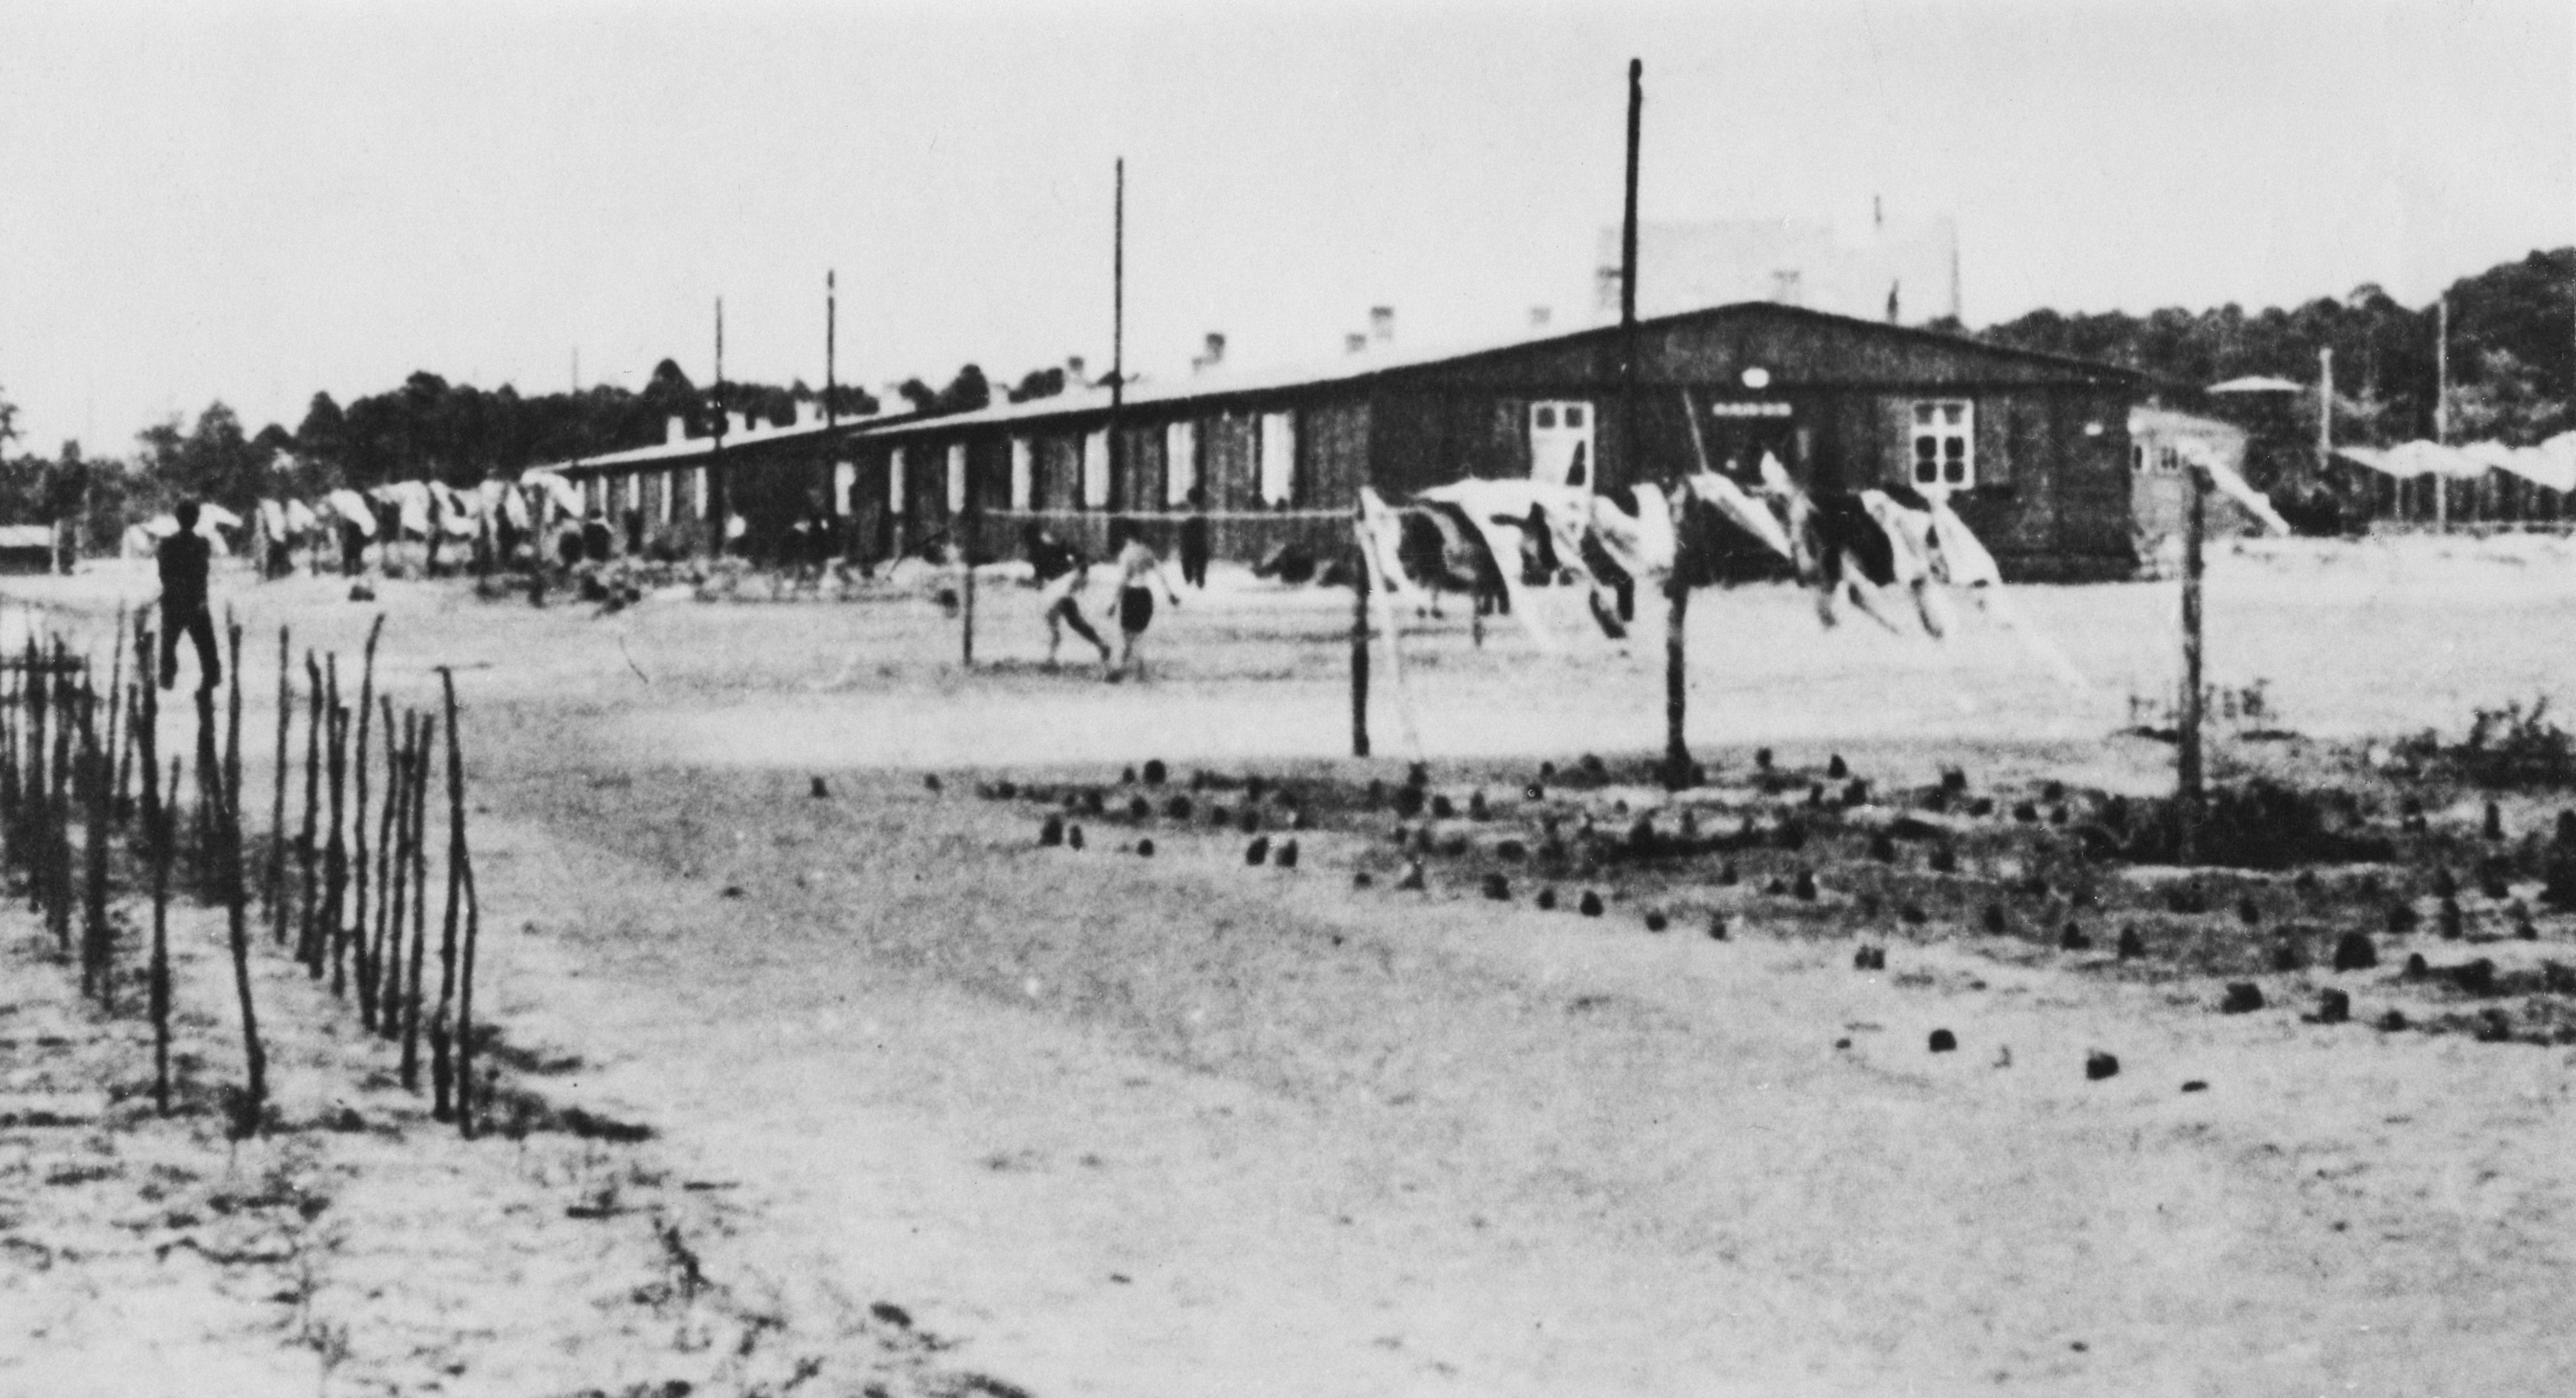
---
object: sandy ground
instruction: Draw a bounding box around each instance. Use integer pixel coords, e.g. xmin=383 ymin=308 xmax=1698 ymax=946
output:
xmin=8 ymin=536 xmax=2576 ymax=1396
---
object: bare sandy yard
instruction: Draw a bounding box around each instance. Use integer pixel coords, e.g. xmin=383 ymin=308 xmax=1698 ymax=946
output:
xmin=10 ymin=535 xmax=2576 ymax=1397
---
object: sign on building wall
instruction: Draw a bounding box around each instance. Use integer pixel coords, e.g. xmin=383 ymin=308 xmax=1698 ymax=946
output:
xmin=1166 ymin=422 xmax=1198 ymax=506
xmin=1258 ymin=412 xmax=1295 ymax=505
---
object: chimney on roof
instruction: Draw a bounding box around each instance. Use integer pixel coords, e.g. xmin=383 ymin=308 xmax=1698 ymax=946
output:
xmin=1529 ymin=306 xmax=1553 ymax=330
xmin=1203 ymin=332 xmax=1225 ymax=366
xmin=1346 ymin=333 xmax=1369 ymax=356
xmin=1066 ymin=355 xmax=1087 ymax=386
xmin=728 ymin=411 xmax=752 ymax=438
xmin=1369 ymin=306 xmax=1395 ymax=345
xmin=665 ymin=416 xmax=688 ymax=446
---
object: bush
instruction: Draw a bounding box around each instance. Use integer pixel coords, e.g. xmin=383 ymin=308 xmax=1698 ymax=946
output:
xmin=2393 ymin=698 xmax=2576 ymax=788
xmin=2120 ymin=779 xmax=2392 ymax=870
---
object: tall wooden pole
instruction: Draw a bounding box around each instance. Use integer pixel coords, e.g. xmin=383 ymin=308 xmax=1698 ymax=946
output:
xmin=2177 ymin=464 xmax=2207 ymax=866
xmin=709 ymin=297 xmax=728 ymax=556
xmin=1110 ymin=156 xmax=1126 ymax=508
xmin=2435 ymin=295 xmax=2450 ymax=531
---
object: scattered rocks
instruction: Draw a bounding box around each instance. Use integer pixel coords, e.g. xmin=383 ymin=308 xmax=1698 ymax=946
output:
xmin=1496 ymin=839 xmax=1526 ymax=862
xmin=1535 ymin=886 xmax=1558 ymax=910
xmin=1900 ymin=904 xmax=1928 ymax=925
xmin=2271 ymin=941 xmax=2307 ymax=972
xmin=810 ymin=776 xmax=830 ymax=799
xmin=2116 ymin=924 xmax=2145 ymax=960
xmin=2332 ymin=931 xmax=2378 ymax=971
xmin=2431 ymin=866 xmax=2458 ymax=899
xmin=1853 ymin=945 xmax=1885 ymax=971
xmin=1482 ymin=873 xmax=1511 ymax=901
xmin=1468 ymin=790 xmax=1489 ymax=820
xmin=1578 ymin=890 xmax=1604 ymax=918
xmin=923 ymin=774 xmax=943 ymax=793
xmin=2085 ymin=1050 xmax=2120 ymax=1081
xmin=2474 ymin=1007 xmax=2516 ymax=1042
xmin=1245 ymin=836 xmax=1270 ymax=866
xmin=2012 ymin=800 xmax=2041 ymax=824
xmin=1706 ymin=915 xmax=1728 ymax=940
xmin=2484 ymin=800 xmax=2503 ymax=839
xmin=2439 ymin=897 xmax=2464 ymax=940
xmin=2387 ymin=902 xmax=2420 ymax=933
xmin=1928 ymin=1029 xmax=1957 ymax=1053
xmin=2315 ymin=987 xmax=2350 ymax=1024
xmin=1120 ymin=765 xmax=1138 ymax=784
xmin=2180 ymin=1080 xmax=2208 ymax=1093
xmin=1136 ymin=838 xmax=1156 ymax=858
xmin=1128 ymin=796 xmax=1152 ymax=821
xmin=2404 ymin=951 xmax=2429 ymax=978
xmin=1143 ymin=759 xmax=1168 ymax=785
xmin=1827 ymin=753 xmax=1849 ymax=778
xmin=1791 ymin=870 xmax=1818 ymax=901
xmin=2378 ymin=1008 xmax=2409 ymax=1032
xmin=1275 ymin=839 xmax=1299 ymax=870
xmin=721 ymin=885 xmax=746 ymax=899
xmin=1754 ymin=747 xmax=1773 ymax=770
xmin=1929 ymin=846 xmax=1958 ymax=874
xmin=2236 ymin=895 xmax=2262 ymax=926
xmin=1981 ymin=904 xmax=2007 ymax=935
xmin=1717 ymin=862 xmax=1739 ymax=886
xmin=1067 ymin=824 xmax=1086 ymax=850
xmin=1868 ymin=831 xmax=1897 ymax=863
xmin=1167 ymin=795 xmax=1194 ymax=820
xmin=1396 ymin=860 xmax=1425 ymax=891
xmin=1430 ymin=795 xmax=1456 ymax=819
xmin=2452 ymin=957 xmax=2497 ymax=997
xmin=1240 ymin=808 xmax=1263 ymax=835
xmin=2058 ymin=923 xmax=2091 ymax=952
xmin=2219 ymin=982 xmax=2265 ymax=1014
xmin=1644 ymin=911 xmax=1669 ymax=933
xmin=1040 ymin=815 xmax=1065 ymax=847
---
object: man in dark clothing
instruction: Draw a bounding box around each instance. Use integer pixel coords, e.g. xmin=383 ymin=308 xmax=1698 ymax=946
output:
xmin=1021 ymin=522 xmax=1111 ymax=668
xmin=1179 ymin=487 xmax=1212 ymax=589
xmin=157 ymin=500 xmax=222 ymax=692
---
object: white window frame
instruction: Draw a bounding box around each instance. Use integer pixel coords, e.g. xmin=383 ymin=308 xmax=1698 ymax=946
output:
xmin=1009 ymin=438 xmax=1033 ymax=510
xmin=833 ymin=461 xmax=857 ymax=516
xmin=1258 ymin=411 xmax=1296 ymax=506
xmin=889 ymin=447 xmax=909 ymax=516
xmin=946 ymin=442 xmax=967 ymax=514
xmin=689 ymin=466 xmax=708 ymax=520
xmin=1909 ymin=399 xmax=1975 ymax=490
xmin=658 ymin=470 xmax=675 ymax=525
xmin=1082 ymin=431 xmax=1111 ymax=509
xmin=1166 ymin=421 xmax=1198 ymax=507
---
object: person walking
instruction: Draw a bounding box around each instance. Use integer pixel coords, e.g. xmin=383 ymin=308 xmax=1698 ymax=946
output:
xmin=1022 ymin=522 xmax=1111 ymax=669
xmin=156 ymin=500 xmax=222 ymax=692
xmin=1108 ymin=520 xmax=1183 ymax=682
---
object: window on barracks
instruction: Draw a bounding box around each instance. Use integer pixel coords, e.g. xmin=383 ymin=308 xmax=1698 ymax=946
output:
xmin=1534 ymin=405 xmax=1557 ymax=429
xmin=1910 ymin=400 xmax=1975 ymax=489
xmin=1564 ymin=405 xmax=1584 ymax=428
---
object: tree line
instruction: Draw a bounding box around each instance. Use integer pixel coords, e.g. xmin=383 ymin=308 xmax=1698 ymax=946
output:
xmin=0 ymin=248 xmax=2564 ymax=537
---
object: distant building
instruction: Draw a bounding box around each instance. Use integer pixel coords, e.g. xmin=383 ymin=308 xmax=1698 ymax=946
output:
xmin=1597 ymin=215 xmax=1961 ymax=327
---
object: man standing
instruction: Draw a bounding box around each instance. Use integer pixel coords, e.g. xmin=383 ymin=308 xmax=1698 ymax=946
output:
xmin=157 ymin=499 xmax=221 ymax=692
xmin=1179 ymin=486 xmax=1212 ymax=589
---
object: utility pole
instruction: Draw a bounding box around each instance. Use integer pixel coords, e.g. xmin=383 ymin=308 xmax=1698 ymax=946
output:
xmin=1619 ymin=59 xmax=1687 ymax=790
xmin=2178 ymin=461 xmax=2207 ymax=866
xmin=709 ymin=298 xmax=728 ymax=556
xmin=1110 ymin=157 xmax=1126 ymax=516
xmin=2435 ymin=295 xmax=2450 ymax=532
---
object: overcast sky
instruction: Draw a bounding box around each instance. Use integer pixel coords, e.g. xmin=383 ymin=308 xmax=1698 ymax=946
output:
xmin=1 ymin=0 xmax=2568 ymax=453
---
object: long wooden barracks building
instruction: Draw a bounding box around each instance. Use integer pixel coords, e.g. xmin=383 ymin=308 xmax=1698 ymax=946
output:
xmin=555 ymin=301 xmax=2152 ymax=582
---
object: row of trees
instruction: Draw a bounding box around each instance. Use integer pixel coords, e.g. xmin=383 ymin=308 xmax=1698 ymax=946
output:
xmin=0 ymin=249 xmax=2564 ymax=536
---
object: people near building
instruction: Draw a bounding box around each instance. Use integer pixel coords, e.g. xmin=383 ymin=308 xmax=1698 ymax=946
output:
xmin=155 ymin=500 xmax=221 ymax=693
xmin=1022 ymin=521 xmax=1111 ymax=669
xmin=582 ymin=512 xmax=614 ymax=563
xmin=1108 ymin=519 xmax=1183 ymax=682
xmin=1179 ymin=487 xmax=1212 ymax=589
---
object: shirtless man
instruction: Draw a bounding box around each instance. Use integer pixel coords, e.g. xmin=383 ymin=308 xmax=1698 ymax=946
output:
xmin=1107 ymin=520 xmax=1183 ymax=682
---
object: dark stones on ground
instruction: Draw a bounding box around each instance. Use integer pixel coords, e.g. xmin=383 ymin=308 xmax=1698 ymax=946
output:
xmin=1245 ymin=836 xmax=1270 ymax=866
xmin=2479 ymin=859 xmax=2512 ymax=901
xmin=1439 ymin=834 xmax=1469 ymax=858
xmin=1291 ymin=808 xmax=1311 ymax=830
xmin=924 ymin=774 xmax=944 ymax=793
xmin=2020 ymin=875 xmax=2051 ymax=899
xmin=2378 ymin=1008 xmax=2409 ymax=1031
xmin=2316 ymin=987 xmax=2350 ymax=1024
xmin=2219 ymin=982 xmax=2264 ymax=1014
xmin=1928 ymin=845 xmax=1959 ymax=874
xmin=1808 ymin=783 xmax=1826 ymax=807
xmin=2237 ymin=895 xmax=2261 ymax=926
xmin=1579 ymin=890 xmax=1604 ymax=917
xmin=1396 ymin=860 xmax=1425 ymax=891
xmin=1128 ymin=796 xmax=1152 ymax=821
xmin=1941 ymin=767 xmax=1968 ymax=793
xmin=1928 ymin=1029 xmax=1957 ymax=1053
xmin=2117 ymin=924 xmax=2145 ymax=960
xmin=2166 ymin=885 xmax=2209 ymax=915
xmin=1353 ymin=870 xmax=1375 ymax=888
xmin=1365 ymin=777 xmax=1385 ymax=806
xmin=1792 ymin=870 xmax=1818 ymax=901
xmin=1136 ymin=838 xmax=1156 ymax=857
xmin=2431 ymin=866 xmax=2458 ymax=899
xmin=1982 ymin=904 xmax=2007 ymax=935
xmin=2439 ymin=897 xmax=2464 ymax=940
xmin=1067 ymin=824 xmax=1086 ymax=850
xmin=1120 ymin=765 xmax=1138 ymax=784
xmin=1535 ymin=886 xmax=1558 ymax=910
xmin=1496 ymin=839 xmax=1526 ymax=862
xmin=1167 ymin=795 xmax=1194 ymax=820
xmin=2334 ymin=931 xmax=2378 ymax=971
xmin=1079 ymin=788 xmax=1104 ymax=815
xmin=1430 ymin=795 xmax=1456 ymax=819
xmin=2085 ymin=1050 xmax=2119 ymax=1081
xmin=2475 ymin=1007 xmax=2515 ymax=1042
xmin=2012 ymin=800 xmax=2040 ymax=824
xmin=1539 ymin=761 xmax=1556 ymax=780
xmin=1276 ymin=840 xmax=1299 ymax=869
xmin=811 ymin=776 xmax=830 ymax=799
xmin=1408 ymin=761 xmax=1432 ymax=788
xmin=2404 ymin=951 xmax=2429 ymax=978
xmin=1143 ymin=759 xmax=1168 ymax=785
xmin=2453 ymin=957 xmax=2498 ymax=997
xmin=1764 ymin=877 xmax=1788 ymax=896
xmin=1468 ymin=790 xmax=1489 ymax=820
xmin=1040 ymin=815 xmax=1064 ymax=847
xmin=2483 ymin=800 xmax=2503 ymax=839
xmin=1775 ymin=818 xmax=1807 ymax=851
xmin=1718 ymin=862 xmax=1739 ymax=886
xmin=1843 ymin=777 xmax=1872 ymax=805
xmin=1482 ymin=873 xmax=1511 ymax=901
xmin=1827 ymin=753 xmax=1849 ymax=778
xmin=995 ymin=779 xmax=1019 ymax=799
xmin=2272 ymin=941 xmax=2307 ymax=972
xmin=1969 ymin=797 xmax=1996 ymax=817
xmin=721 ymin=885 xmax=746 ymax=899
xmin=1393 ymin=787 xmax=1424 ymax=818
xmin=1706 ymin=915 xmax=1728 ymax=940
xmin=2181 ymin=1080 xmax=2208 ymax=1093
xmin=2048 ymin=805 xmax=2070 ymax=826
xmin=1901 ymin=904 xmax=1928 ymax=925
xmin=1854 ymin=944 xmax=1885 ymax=970
xmin=1236 ymin=808 xmax=1262 ymax=834
xmin=1754 ymin=747 xmax=1773 ymax=770
xmin=2059 ymin=924 xmax=2091 ymax=951
xmin=2388 ymin=902 xmax=2420 ymax=933
xmin=351 ymin=582 xmax=377 ymax=602
xmin=1210 ymin=804 xmax=1233 ymax=828
xmin=2516 ymin=917 xmax=2539 ymax=940
xmin=1644 ymin=911 xmax=1669 ymax=933
xmin=1523 ymin=783 xmax=1545 ymax=801
xmin=1867 ymin=833 xmax=1897 ymax=865
xmin=2043 ymin=780 xmax=2067 ymax=803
